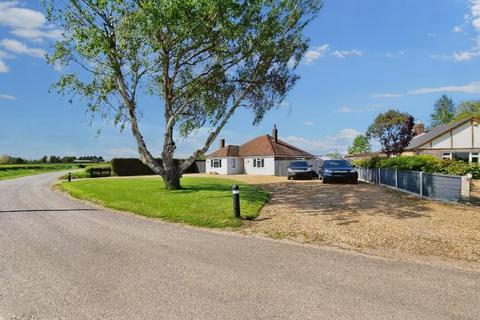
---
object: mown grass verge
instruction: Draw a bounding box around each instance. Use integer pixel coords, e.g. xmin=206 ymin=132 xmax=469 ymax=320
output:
xmin=59 ymin=177 xmax=269 ymax=228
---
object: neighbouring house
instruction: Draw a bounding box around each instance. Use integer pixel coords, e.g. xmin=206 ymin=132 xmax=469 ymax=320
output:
xmin=406 ymin=116 xmax=480 ymax=163
xmin=206 ymin=125 xmax=314 ymax=175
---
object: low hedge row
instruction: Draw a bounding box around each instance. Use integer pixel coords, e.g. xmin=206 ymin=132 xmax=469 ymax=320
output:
xmin=354 ymin=155 xmax=480 ymax=178
xmin=111 ymin=158 xmax=157 ymax=176
xmin=111 ymin=158 xmax=204 ymax=176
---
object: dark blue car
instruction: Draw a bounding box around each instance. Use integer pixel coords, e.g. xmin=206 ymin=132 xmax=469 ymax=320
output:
xmin=320 ymin=160 xmax=358 ymax=184
xmin=287 ymin=160 xmax=316 ymax=180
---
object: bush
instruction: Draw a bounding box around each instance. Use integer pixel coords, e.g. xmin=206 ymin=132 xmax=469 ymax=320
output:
xmin=355 ymin=155 xmax=479 ymax=177
xmin=434 ymin=160 xmax=480 ymax=178
xmin=111 ymin=158 xmax=204 ymax=176
xmin=111 ymin=158 xmax=157 ymax=176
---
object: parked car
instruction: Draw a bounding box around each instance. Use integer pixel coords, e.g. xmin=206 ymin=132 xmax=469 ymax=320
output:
xmin=320 ymin=160 xmax=358 ymax=184
xmin=287 ymin=160 xmax=317 ymax=180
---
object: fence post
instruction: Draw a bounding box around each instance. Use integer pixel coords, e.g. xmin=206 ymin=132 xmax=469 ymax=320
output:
xmin=378 ymin=168 xmax=381 ymax=185
xmin=395 ymin=169 xmax=398 ymax=189
xmin=419 ymin=171 xmax=423 ymax=197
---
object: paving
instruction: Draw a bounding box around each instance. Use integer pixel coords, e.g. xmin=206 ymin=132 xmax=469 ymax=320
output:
xmin=0 ymin=172 xmax=479 ymax=319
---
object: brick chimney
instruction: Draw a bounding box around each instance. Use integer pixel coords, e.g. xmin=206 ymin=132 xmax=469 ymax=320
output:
xmin=413 ymin=123 xmax=425 ymax=135
xmin=272 ymin=124 xmax=278 ymax=142
xmin=220 ymin=139 xmax=225 ymax=148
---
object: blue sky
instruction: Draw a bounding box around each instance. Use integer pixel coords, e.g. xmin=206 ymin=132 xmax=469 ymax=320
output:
xmin=2 ymin=0 xmax=480 ymax=159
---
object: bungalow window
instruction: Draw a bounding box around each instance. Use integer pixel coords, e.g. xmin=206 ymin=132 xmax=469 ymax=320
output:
xmin=453 ymin=152 xmax=470 ymax=163
xmin=442 ymin=152 xmax=452 ymax=160
xmin=211 ymin=159 xmax=222 ymax=168
xmin=471 ymin=153 xmax=479 ymax=164
xmin=253 ymin=158 xmax=265 ymax=168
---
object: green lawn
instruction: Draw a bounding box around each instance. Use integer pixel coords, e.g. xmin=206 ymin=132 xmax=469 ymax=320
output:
xmin=0 ymin=164 xmax=80 ymax=180
xmin=59 ymin=177 xmax=269 ymax=228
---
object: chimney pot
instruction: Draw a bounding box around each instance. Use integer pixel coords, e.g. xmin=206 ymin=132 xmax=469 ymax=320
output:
xmin=272 ymin=124 xmax=278 ymax=142
xmin=220 ymin=139 xmax=225 ymax=148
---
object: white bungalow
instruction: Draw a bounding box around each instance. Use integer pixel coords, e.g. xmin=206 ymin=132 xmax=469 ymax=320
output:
xmin=206 ymin=125 xmax=314 ymax=175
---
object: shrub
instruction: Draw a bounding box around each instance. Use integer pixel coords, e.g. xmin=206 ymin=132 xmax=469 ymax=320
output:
xmin=111 ymin=158 xmax=205 ymax=176
xmin=355 ymin=155 xmax=479 ymax=178
xmin=434 ymin=160 xmax=480 ymax=178
xmin=111 ymin=158 xmax=156 ymax=176
xmin=378 ymin=155 xmax=440 ymax=172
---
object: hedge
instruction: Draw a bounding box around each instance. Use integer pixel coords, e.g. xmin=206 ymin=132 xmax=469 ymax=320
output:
xmin=111 ymin=158 xmax=203 ymax=176
xmin=354 ymin=155 xmax=480 ymax=178
xmin=111 ymin=158 xmax=157 ymax=176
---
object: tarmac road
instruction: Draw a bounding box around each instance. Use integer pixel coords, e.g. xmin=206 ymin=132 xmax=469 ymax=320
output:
xmin=0 ymin=172 xmax=478 ymax=319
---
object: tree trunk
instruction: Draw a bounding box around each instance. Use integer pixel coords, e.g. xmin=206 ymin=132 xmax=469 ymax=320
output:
xmin=162 ymin=159 xmax=182 ymax=190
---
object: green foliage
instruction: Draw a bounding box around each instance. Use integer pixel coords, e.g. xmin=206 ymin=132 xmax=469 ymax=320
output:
xmin=348 ymin=134 xmax=371 ymax=155
xmin=455 ymin=100 xmax=480 ymax=120
xmin=326 ymin=151 xmax=342 ymax=159
xmin=435 ymin=160 xmax=480 ymax=178
xmin=60 ymin=177 xmax=269 ymax=228
xmin=111 ymin=158 xmax=157 ymax=176
xmin=112 ymin=158 xmax=201 ymax=176
xmin=366 ymin=110 xmax=415 ymax=157
xmin=431 ymin=95 xmax=455 ymax=128
xmin=44 ymin=0 xmax=322 ymax=188
xmin=355 ymin=155 xmax=480 ymax=178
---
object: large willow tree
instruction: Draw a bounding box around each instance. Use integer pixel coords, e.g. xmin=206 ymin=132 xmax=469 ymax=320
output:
xmin=44 ymin=0 xmax=322 ymax=189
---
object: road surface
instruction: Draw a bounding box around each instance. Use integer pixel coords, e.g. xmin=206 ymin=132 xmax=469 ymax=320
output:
xmin=0 ymin=172 xmax=478 ymax=319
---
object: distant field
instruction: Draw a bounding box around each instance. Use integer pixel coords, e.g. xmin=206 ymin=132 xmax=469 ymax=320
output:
xmin=0 ymin=163 xmax=110 ymax=181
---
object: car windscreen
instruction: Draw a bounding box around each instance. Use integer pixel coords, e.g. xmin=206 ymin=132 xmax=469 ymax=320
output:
xmin=289 ymin=161 xmax=309 ymax=168
xmin=324 ymin=160 xmax=351 ymax=168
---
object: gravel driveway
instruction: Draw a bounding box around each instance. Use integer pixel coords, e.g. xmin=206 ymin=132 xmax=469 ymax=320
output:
xmin=193 ymin=175 xmax=480 ymax=263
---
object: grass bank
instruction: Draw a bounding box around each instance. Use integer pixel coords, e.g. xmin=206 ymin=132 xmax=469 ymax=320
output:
xmin=59 ymin=177 xmax=269 ymax=228
xmin=0 ymin=164 xmax=79 ymax=180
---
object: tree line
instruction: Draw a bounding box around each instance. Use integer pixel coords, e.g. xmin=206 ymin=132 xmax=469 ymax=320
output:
xmin=0 ymin=155 xmax=105 ymax=165
xmin=348 ymin=94 xmax=480 ymax=157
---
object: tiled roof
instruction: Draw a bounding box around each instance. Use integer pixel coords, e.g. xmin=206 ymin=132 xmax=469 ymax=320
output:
xmin=207 ymin=135 xmax=314 ymax=158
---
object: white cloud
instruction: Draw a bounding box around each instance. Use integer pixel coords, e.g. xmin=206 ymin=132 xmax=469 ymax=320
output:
xmin=303 ymin=45 xmax=366 ymax=64
xmin=0 ymin=94 xmax=16 ymax=100
xmin=0 ymin=1 xmax=62 ymax=41
xmin=0 ymin=39 xmax=46 ymax=58
xmin=282 ymin=128 xmax=361 ymax=155
xmin=304 ymin=44 xmax=330 ymax=64
xmin=338 ymin=107 xmax=353 ymax=113
xmin=381 ymin=51 xmax=405 ymax=58
xmin=332 ymin=49 xmax=363 ymax=58
xmin=453 ymin=50 xmax=479 ymax=61
xmin=453 ymin=26 xmax=463 ymax=32
xmin=0 ymin=50 xmax=10 ymax=73
xmin=303 ymin=121 xmax=314 ymax=126
xmin=373 ymin=81 xmax=480 ymax=98
xmin=371 ymin=93 xmax=403 ymax=98
xmin=408 ymin=81 xmax=480 ymax=95
xmin=337 ymin=105 xmax=383 ymax=113
xmin=442 ymin=1 xmax=480 ymax=61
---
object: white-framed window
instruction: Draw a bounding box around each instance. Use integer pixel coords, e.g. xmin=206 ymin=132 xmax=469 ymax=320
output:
xmin=471 ymin=152 xmax=479 ymax=164
xmin=453 ymin=152 xmax=470 ymax=162
xmin=442 ymin=152 xmax=452 ymax=160
xmin=253 ymin=158 xmax=265 ymax=168
xmin=211 ymin=159 xmax=222 ymax=168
